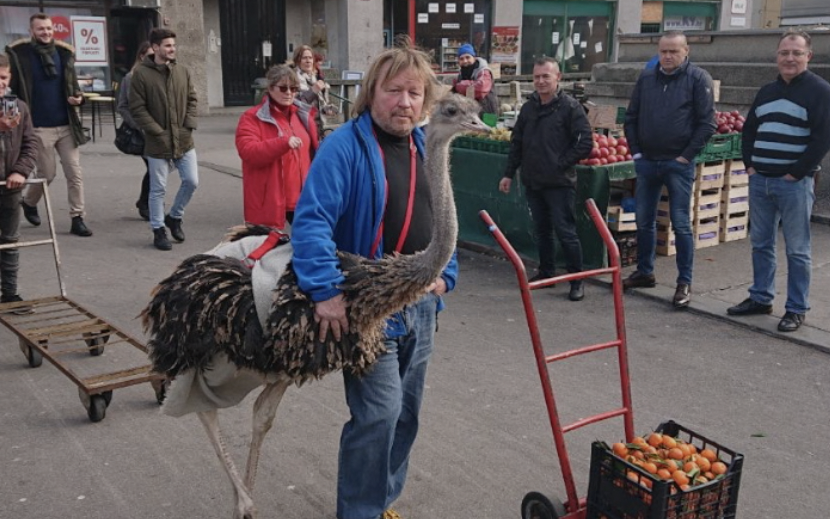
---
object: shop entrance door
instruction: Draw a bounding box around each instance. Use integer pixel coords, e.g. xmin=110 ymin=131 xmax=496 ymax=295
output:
xmin=219 ymin=0 xmax=286 ymax=106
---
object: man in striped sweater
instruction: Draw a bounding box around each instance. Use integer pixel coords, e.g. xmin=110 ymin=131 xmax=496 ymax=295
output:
xmin=727 ymin=29 xmax=830 ymax=332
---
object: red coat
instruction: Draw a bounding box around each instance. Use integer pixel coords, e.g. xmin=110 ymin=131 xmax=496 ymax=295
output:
xmin=235 ymin=98 xmax=319 ymax=229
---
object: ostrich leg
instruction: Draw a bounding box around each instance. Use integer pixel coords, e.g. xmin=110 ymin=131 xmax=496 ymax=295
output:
xmin=244 ymin=379 xmax=291 ymax=491
xmin=196 ymin=410 xmax=257 ymax=519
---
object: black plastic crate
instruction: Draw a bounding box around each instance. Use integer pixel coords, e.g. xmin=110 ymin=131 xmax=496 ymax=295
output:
xmin=586 ymin=420 xmax=744 ymax=519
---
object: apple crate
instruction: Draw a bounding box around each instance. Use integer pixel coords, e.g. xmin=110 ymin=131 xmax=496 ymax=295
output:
xmin=608 ymin=205 xmax=638 ymax=232
xmin=694 ymin=162 xmax=726 ymax=191
xmin=720 ymin=186 xmax=749 ymax=214
xmin=694 ymin=192 xmax=721 ymax=221
xmin=724 ymin=160 xmax=749 ymax=188
xmin=586 ymin=420 xmax=744 ymax=519
xmin=656 ymin=224 xmax=676 ymax=256
xmin=694 ymin=216 xmax=720 ymax=249
xmin=719 ymin=211 xmax=748 ymax=242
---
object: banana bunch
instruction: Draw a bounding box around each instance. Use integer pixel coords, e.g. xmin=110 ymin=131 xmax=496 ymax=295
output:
xmin=490 ymin=127 xmax=512 ymax=142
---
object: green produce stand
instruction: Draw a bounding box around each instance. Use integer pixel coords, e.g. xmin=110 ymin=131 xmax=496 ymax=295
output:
xmin=450 ymin=144 xmax=636 ymax=270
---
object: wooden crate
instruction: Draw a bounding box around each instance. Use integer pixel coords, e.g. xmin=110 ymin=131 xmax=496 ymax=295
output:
xmin=656 ymin=230 xmax=676 ymax=256
xmin=607 ymin=205 xmax=637 ymax=232
xmin=725 ymin=159 xmax=749 ymax=188
xmin=695 ymin=216 xmax=720 ymax=249
xmin=695 ymin=161 xmax=726 ymax=190
xmin=695 ymin=188 xmax=722 ymax=220
xmin=657 ymin=189 xmax=693 ymax=225
xmin=720 ymin=185 xmax=749 ymax=214
xmin=719 ymin=211 xmax=749 ymax=242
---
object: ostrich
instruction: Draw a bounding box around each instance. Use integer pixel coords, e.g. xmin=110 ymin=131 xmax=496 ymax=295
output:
xmin=141 ymin=93 xmax=490 ymax=519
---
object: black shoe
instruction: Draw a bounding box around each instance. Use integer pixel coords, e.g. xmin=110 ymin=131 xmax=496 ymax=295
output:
xmin=623 ymin=271 xmax=656 ymax=290
xmin=136 ymin=201 xmax=149 ymax=221
xmin=726 ymin=297 xmax=773 ymax=316
xmin=153 ymin=227 xmax=172 ymax=251
xmin=778 ymin=312 xmax=805 ymax=332
xmin=21 ymin=202 xmax=41 ymax=227
xmin=164 ymin=215 xmax=185 ymax=242
xmin=1 ymin=294 xmax=34 ymax=315
xmin=673 ymin=283 xmax=691 ymax=309
xmin=528 ymin=272 xmax=554 ymax=283
xmin=568 ymin=282 xmax=584 ymax=302
xmin=70 ymin=216 xmax=93 ymax=237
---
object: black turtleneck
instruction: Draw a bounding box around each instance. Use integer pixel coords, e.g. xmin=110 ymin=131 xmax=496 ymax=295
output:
xmin=373 ymin=122 xmax=432 ymax=254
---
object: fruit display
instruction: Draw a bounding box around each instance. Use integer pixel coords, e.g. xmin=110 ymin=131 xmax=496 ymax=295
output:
xmin=715 ymin=110 xmax=745 ymax=134
xmin=606 ymin=432 xmax=729 ymax=492
xmin=579 ymin=132 xmax=632 ymax=166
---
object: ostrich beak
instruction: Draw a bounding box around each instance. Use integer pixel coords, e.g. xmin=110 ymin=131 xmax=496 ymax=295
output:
xmin=461 ymin=116 xmax=492 ymax=135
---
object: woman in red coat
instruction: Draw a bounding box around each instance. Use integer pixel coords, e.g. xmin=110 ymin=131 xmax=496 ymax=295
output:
xmin=235 ymin=65 xmax=319 ymax=229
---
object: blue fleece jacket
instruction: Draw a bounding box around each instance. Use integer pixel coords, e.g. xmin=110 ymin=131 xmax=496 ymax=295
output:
xmin=290 ymin=110 xmax=458 ymax=336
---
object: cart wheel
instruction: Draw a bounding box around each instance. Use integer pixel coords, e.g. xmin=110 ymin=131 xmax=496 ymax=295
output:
xmin=19 ymin=339 xmax=43 ymax=368
xmin=87 ymin=395 xmax=107 ymax=422
xmin=521 ymin=492 xmax=567 ymax=519
xmin=84 ymin=336 xmax=105 ymax=356
xmin=101 ymin=390 xmax=113 ymax=406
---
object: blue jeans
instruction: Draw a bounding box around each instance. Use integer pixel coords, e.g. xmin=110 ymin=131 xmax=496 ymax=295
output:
xmin=146 ymin=149 xmax=199 ymax=230
xmin=337 ymin=293 xmax=438 ymax=519
xmin=524 ymin=186 xmax=583 ymax=278
xmin=634 ymin=158 xmax=696 ymax=285
xmin=748 ymin=174 xmax=814 ymax=314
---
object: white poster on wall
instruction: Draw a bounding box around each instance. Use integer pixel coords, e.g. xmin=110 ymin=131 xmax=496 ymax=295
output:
xmin=71 ymin=16 xmax=108 ymax=66
xmin=731 ymin=0 xmax=747 ymax=14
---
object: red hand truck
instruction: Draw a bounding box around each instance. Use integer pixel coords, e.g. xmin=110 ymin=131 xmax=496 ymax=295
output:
xmin=479 ymin=198 xmax=634 ymax=519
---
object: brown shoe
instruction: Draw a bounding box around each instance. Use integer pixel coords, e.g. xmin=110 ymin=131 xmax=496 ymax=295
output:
xmin=623 ymin=271 xmax=656 ymax=290
xmin=673 ymin=283 xmax=691 ymax=309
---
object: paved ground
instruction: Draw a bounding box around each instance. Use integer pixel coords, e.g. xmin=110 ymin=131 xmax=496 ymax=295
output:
xmin=0 ymin=117 xmax=827 ymax=519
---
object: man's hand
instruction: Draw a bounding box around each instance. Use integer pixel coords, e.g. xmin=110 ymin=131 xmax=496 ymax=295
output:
xmin=675 ymin=156 xmax=690 ymax=164
xmin=68 ymin=95 xmax=83 ymax=106
xmin=426 ymin=277 xmax=448 ymax=296
xmin=784 ymin=173 xmax=797 ymax=181
xmin=288 ymin=136 xmax=302 ymax=149
xmin=5 ymin=172 xmax=25 ymax=190
xmin=314 ymin=294 xmax=349 ymax=342
xmin=747 ymin=166 xmax=756 ymax=176
xmin=498 ymin=177 xmax=512 ymax=194
xmin=0 ymin=113 xmax=21 ymax=132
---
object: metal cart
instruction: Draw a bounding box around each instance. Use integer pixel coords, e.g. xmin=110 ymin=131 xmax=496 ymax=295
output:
xmin=0 ymin=179 xmax=164 ymax=422
xmin=479 ymin=198 xmax=635 ymax=519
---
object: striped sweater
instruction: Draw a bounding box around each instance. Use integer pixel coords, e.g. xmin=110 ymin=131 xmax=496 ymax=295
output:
xmin=742 ymin=69 xmax=830 ymax=180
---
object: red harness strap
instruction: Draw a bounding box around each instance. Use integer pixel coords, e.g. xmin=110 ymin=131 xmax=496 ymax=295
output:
xmin=369 ymin=135 xmax=417 ymax=257
xmin=242 ymin=231 xmax=290 ymax=268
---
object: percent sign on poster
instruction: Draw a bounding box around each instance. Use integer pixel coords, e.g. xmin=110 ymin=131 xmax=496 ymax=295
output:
xmin=71 ymin=16 xmax=108 ymax=66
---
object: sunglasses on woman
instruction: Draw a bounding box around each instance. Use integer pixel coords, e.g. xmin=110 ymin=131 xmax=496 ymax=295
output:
xmin=273 ymin=85 xmax=299 ymax=93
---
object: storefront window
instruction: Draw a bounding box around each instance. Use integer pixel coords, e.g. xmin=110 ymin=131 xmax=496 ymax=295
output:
xmin=411 ymin=0 xmax=494 ymax=75
xmin=522 ymin=1 xmax=614 ymax=75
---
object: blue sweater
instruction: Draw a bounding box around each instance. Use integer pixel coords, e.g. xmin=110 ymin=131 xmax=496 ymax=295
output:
xmin=742 ymin=70 xmax=830 ymax=180
xmin=290 ymin=111 xmax=458 ymax=336
xmin=29 ymin=49 xmax=70 ymax=128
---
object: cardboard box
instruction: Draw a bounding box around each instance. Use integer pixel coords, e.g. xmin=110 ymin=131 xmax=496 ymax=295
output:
xmin=607 ymin=205 xmax=637 ymax=232
xmin=588 ymin=104 xmax=623 ymax=130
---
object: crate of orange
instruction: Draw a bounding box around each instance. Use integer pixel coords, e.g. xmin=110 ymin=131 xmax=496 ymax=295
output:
xmin=586 ymin=420 xmax=743 ymax=519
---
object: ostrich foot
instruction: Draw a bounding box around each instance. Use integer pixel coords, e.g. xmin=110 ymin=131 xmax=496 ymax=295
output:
xmin=232 ymin=501 xmax=257 ymax=519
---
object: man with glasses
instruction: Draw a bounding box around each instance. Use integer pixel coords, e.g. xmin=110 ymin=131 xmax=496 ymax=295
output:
xmin=726 ymin=30 xmax=830 ymax=332
xmin=622 ymin=30 xmax=716 ymax=309
xmin=129 ymin=28 xmax=199 ymax=251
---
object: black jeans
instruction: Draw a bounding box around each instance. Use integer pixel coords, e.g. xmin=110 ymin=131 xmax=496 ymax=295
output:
xmin=525 ymin=185 xmax=583 ymax=278
xmin=138 ymin=157 xmax=150 ymax=208
xmin=0 ymin=188 xmax=22 ymax=297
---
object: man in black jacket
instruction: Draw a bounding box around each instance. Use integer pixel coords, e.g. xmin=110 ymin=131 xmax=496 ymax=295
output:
xmin=499 ymin=57 xmax=593 ymax=301
xmin=623 ymin=31 xmax=715 ymax=308
xmin=5 ymin=13 xmax=92 ymax=237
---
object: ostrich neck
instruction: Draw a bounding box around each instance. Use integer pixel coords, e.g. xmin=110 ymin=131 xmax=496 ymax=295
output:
xmin=421 ymin=134 xmax=457 ymax=275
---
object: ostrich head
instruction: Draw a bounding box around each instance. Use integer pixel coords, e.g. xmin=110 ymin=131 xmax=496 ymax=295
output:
xmin=426 ymin=94 xmax=492 ymax=144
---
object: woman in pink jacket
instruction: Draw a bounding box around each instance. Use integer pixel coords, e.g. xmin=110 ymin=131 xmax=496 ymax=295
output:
xmin=235 ymin=65 xmax=319 ymax=229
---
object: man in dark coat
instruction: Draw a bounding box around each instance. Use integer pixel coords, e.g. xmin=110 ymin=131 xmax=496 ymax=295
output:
xmin=5 ymin=12 xmax=92 ymax=237
xmin=498 ymin=56 xmax=593 ymax=301
xmin=623 ymin=31 xmax=715 ymax=308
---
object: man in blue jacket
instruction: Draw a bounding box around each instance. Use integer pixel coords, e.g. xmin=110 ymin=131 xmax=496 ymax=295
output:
xmin=727 ymin=30 xmax=830 ymax=332
xmin=623 ymin=31 xmax=715 ymax=308
xmin=290 ymin=44 xmax=457 ymax=519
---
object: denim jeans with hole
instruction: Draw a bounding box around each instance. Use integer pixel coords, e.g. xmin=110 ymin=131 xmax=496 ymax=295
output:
xmin=748 ymin=174 xmax=814 ymax=314
xmin=524 ymin=186 xmax=583 ymax=278
xmin=146 ymin=149 xmax=199 ymax=230
xmin=337 ymin=293 xmax=438 ymax=519
xmin=634 ymin=158 xmax=696 ymax=285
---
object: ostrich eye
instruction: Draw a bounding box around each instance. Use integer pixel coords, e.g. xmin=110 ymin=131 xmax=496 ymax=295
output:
xmin=445 ymin=105 xmax=458 ymax=116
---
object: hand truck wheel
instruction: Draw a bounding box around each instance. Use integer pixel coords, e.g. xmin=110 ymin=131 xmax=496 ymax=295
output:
xmin=83 ymin=332 xmax=107 ymax=356
xmin=521 ymin=491 xmax=567 ymax=519
xmin=20 ymin=339 xmax=43 ymax=368
xmin=79 ymin=387 xmax=111 ymax=423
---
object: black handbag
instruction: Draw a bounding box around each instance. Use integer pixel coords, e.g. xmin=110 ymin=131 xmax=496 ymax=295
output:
xmin=114 ymin=123 xmax=145 ymax=156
